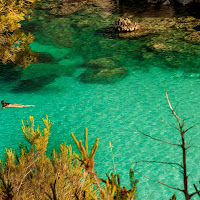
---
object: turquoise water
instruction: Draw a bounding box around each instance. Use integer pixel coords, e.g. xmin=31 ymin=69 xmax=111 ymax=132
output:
xmin=1 ymin=2 xmax=200 ymax=199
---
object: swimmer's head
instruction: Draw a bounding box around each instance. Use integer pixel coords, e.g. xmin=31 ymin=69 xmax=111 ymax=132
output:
xmin=1 ymin=100 xmax=5 ymax=104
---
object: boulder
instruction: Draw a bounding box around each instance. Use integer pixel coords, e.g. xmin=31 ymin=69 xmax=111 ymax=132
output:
xmin=116 ymin=18 xmax=140 ymax=32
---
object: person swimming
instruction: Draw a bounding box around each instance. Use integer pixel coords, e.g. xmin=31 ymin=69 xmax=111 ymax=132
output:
xmin=1 ymin=100 xmax=35 ymax=109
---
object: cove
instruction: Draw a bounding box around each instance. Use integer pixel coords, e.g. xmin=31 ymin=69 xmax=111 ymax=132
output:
xmin=0 ymin=0 xmax=200 ymax=199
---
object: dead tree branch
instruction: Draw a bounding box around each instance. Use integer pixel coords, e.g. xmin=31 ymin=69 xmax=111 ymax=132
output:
xmin=135 ymin=170 xmax=184 ymax=192
xmin=161 ymin=119 xmax=179 ymax=131
xmin=133 ymin=160 xmax=183 ymax=169
xmin=136 ymin=126 xmax=181 ymax=147
xmin=136 ymin=86 xmax=199 ymax=200
xmin=189 ymin=190 xmax=200 ymax=198
xmin=185 ymin=123 xmax=200 ymax=133
xmin=165 ymin=85 xmax=182 ymax=130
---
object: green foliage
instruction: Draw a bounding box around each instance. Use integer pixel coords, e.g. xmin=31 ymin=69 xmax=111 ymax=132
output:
xmin=0 ymin=0 xmax=39 ymax=67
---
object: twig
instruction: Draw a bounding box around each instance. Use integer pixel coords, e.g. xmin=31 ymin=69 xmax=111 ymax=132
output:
xmin=109 ymin=141 xmax=116 ymax=175
xmin=182 ymin=116 xmax=194 ymax=126
xmin=17 ymin=153 xmax=41 ymax=194
xmin=189 ymin=190 xmax=200 ymax=198
xmin=133 ymin=160 xmax=183 ymax=169
xmin=185 ymin=123 xmax=200 ymax=133
xmin=193 ymin=184 xmax=200 ymax=197
xmin=161 ymin=119 xmax=179 ymax=131
xmin=135 ymin=170 xmax=183 ymax=192
xmin=136 ymin=126 xmax=181 ymax=147
xmin=174 ymin=102 xmax=179 ymax=112
xmin=165 ymin=86 xmax=182 ymax=130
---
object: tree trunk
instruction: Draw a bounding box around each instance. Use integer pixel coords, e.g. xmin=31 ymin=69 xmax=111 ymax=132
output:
xmin=181 ymin=132 xmax=189 ymax=200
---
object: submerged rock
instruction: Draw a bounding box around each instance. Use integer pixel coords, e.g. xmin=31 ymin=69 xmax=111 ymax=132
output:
xmin=118 ymin=25 xmax=156 ymax=38
xmin=40 ymin=3 xmax=57 ymax=10
xmin=77 ymin=67 xmax=129 ymax=84
xmin=152 ymin=43 xmax=169 ymax=51
xmin=175 ymin=16 xmax=200 ymax=31
xmin=41 ymin=0 xmax=88 ymax=16
xmin=184 ymin=31 xmax=200 ymax=43
xmin=78 ymin=57 xmax=128 ymax=84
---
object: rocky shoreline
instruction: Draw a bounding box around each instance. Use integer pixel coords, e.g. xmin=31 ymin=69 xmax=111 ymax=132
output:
xmin=32 ymin=0 xmax=200 ymax=84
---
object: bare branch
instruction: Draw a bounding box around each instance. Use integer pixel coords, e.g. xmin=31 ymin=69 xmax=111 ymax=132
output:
xmin=161 ymin=119 xmax=179 ymax=131
xmin=185 ymin=123 xmax=200 ymax=133
xmin=132 ymin=160 xmax=183 ymax=169
xmin=136 ymin=127 xmax=181 ymax=147
xmin=190 ymin=190 xmax=200 ymax=198
xmin=174 ymin=101 xmax=179 ymax=112
xmin=186 ymin=146 xmax=190 ymax=152
xmin=193 ymin=184 xmax=200 ymax=197
xmin=186 ymin=139 xmax=192 ymax=151
xmin=182 ymin=116 xmax=194 ymax=125
xmin=165 ymin=86 xmax=182 ymax=130
xmin=135 ymin=169 xmax=184 ymax=192
xmin=179 ymin=169 xmax=184 ymax=175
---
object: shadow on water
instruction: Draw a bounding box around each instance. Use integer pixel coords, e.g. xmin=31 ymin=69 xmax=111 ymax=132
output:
xmin=21 ymin=22 xmax=37 ymax=34
xmin=0 ymin=63 xmax=22 ymax=82
xmin=94 ymin=26 xmax=119 ymax=39
xmin=37 ymin=53 xmax=56 ymax=63
xmin=12 ymin=74 xmax=58 ymax=93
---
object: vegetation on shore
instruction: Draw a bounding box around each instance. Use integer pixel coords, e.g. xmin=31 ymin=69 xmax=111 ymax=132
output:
xmin=0 ymin=0 xmax=39 ymax=67
xmin=0 ymin=116 xmax=137 ymax=200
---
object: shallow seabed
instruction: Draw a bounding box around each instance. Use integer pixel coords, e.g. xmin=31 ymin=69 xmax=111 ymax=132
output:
xmin=0 ymin=1 xmax=200 ymax=199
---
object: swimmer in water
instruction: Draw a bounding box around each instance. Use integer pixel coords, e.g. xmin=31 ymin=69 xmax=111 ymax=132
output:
xmin=1 ymin=100 xmax=35 ymax=109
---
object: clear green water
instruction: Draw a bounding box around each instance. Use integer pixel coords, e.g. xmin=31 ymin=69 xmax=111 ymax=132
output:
xmin=0 ymin=2 xmax=200 ymax=199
